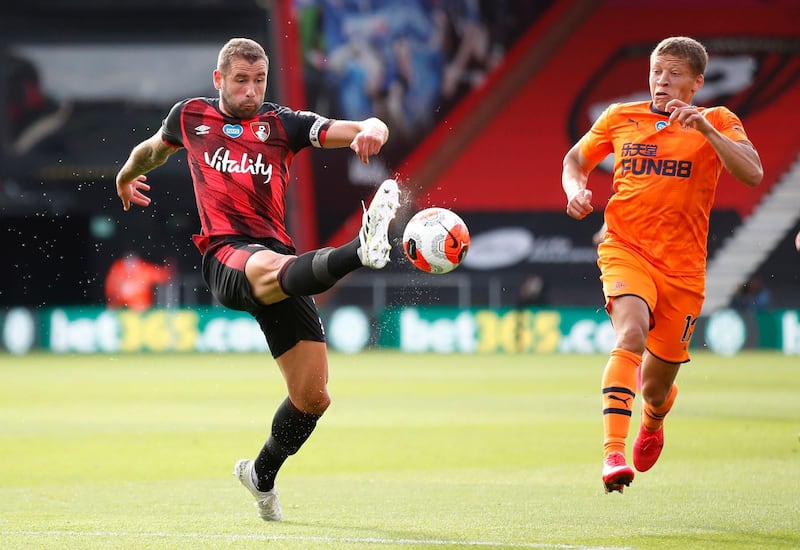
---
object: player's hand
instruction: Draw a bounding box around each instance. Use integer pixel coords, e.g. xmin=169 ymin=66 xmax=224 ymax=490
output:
xmin=666 ymin=99 xmax=711 ymax=133
xmin=350 ymin=118 xmax=388 ymax=164
xmin=116 ymin=175 xmax=152 ymax=211
xmin=350 ymin=130 xmax=385 ymax=164
xmin=566 ymin=188 xmax=593 ymax=220
xmin=795 ymin=230 xmax=800 ymax=252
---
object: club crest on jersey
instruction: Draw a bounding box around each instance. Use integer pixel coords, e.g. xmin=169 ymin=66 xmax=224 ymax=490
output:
xmin=223 ymin=124 xmax=244 ymax=138
xmin=251 ymin=122 xmax=270 ymax=142
xmin=655 ymin=120 xmax=669 ymax=131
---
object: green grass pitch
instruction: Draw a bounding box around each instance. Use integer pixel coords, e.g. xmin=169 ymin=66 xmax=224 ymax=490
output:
xmin=0 ymin=350 xmax=798 ymax=549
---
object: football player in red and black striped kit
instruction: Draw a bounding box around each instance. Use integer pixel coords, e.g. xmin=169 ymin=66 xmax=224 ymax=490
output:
xmin=116 ymin=37 xmax=400 ymax=521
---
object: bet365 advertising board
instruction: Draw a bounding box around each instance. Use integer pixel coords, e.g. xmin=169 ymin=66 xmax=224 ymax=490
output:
xmin=1 ymin=306 xmax=800 ymax=356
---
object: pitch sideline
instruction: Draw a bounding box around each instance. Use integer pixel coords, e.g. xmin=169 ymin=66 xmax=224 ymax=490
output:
xmin=0 ymin=530 xmax=630 ymax=549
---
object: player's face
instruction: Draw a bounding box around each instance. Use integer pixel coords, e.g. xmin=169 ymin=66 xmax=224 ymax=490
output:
xmin=215 ymin=57 xmax=268 ymax=119
xmin=648 ymin=54 xmax=703 ymax=112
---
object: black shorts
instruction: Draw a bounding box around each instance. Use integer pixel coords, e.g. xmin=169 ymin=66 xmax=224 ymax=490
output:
xmin=202 ymin=236 xmax=325 ymax=358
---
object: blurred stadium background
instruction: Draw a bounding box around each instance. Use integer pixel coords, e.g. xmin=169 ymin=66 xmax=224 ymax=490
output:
xmin=1 ymin=0 xmax=799 ymax=356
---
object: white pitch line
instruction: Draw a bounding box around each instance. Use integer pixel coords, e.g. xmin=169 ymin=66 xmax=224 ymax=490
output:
xmin=0 ymin=530 xmax=630 ymax=550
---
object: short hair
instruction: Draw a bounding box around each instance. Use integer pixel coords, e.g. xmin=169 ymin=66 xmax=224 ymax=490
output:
xmin=217 ymin=38 xmax=268 ymax=74
xmin=651 ymin=36 xmax=708 ymax=76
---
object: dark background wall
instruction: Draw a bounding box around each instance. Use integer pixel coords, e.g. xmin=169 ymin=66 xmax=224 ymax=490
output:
xmin=1 ymin=0 xmax=798 ymax=310
xmin=0 ymin=0 xmax=272 ymax=307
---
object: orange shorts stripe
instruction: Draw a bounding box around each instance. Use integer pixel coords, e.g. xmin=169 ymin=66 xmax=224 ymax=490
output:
xmin=597 ymin=240 xmax=704 ymax=363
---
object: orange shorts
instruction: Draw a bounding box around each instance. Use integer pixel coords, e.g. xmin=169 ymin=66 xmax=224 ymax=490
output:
xmin=597 ymin=241 xmax=704 ymax=363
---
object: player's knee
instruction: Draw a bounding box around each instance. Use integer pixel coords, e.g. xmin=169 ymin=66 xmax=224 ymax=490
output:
xmin=248 ymin=254 xmax=292 ymax=304
xmin=309 ymin=392 xmax=331 ymax=416
xmin=614 ymin=325 xmax=648 ymax=354
xmin=640 ymin=382 xmax=668 ymax=407
xmin=294 ymin=391 xmax=331 ymax=417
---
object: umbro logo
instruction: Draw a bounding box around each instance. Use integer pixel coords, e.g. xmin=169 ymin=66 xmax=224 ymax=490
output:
xmin=194 ymin=124 xmax=210 ymax=135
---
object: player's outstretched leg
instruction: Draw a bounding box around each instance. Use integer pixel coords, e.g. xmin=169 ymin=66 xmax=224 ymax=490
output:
xmin=358 ymin=178 xmax=400 ymax=269
xmin=602 ymin=451 xmax=635 ymax=493
xmin=233 ymin=459 xmax=283 ymax=521
xmin=277 ymin=179 xmax=400 ymax=296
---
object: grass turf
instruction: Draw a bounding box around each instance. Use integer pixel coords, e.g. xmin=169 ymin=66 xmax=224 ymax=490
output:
xmin=0 ymin=350 xmax=798 ymax=549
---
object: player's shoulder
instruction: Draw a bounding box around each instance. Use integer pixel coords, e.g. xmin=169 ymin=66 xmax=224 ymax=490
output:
xmin=258 ymin=101 xmax=294 ymax=116
xmin=607 ymin=100 xmax=651 ymax=114
xmin=190 ymin=97 xmax=221 ymax=109
xmin=699 ymin=105 xmax=737 ymax=119
xmin=700 ymin=105 xmax=743 ymax=127
xmin=597 ymin=100 xmax=651 ymax=124
xmin=171 ymin=97 xmax=221 ymax=116
xmin=701 ymin=105 xmax=746 ymax=135
xmin=261 ymin=102 xmax=325 ymax=120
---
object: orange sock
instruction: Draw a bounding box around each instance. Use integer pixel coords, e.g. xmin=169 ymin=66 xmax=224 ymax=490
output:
xmin=642 ymin=383 xmax=678 ymax=432
xmin=602 ymin=348 xmax=641 ymax=457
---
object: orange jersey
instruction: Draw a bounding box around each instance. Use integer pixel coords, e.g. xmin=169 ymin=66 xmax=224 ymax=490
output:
xmin=579 ymin=101 xmax=750 ymax=275
xmin=105 ymin=257 xmax=173 ymax=310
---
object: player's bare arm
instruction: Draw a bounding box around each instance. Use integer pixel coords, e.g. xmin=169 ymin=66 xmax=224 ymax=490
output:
xmin=116 ymin=131 xmax=181 ymax=210
xmin=710 ymin=137 xmax=762 ymax=187
xmin=666 ymin=99 xmax=763 ymax=188
xmin=324 ymin=117 xmax=389 ymax=164
xmin=562 ymin=144 xmax=595 ymax=220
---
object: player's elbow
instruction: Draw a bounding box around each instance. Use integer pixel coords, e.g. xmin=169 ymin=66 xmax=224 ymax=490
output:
xmin=740 ymin=164 xmax=763 ymax=188
xmin=562 ymin=147 xmax=579 ymax=170
xmin=733 ymin=143 xmax=763 ymax=188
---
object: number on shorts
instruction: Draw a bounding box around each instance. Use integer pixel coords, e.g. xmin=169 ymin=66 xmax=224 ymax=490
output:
xmin=680 ymin=314 xmax=698 ymax=343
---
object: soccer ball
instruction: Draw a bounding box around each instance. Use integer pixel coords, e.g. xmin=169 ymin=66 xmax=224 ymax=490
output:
xmin=402 ymin=207 xmax=470 ymax=274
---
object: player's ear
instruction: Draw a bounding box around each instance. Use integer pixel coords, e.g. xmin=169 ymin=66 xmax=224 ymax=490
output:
xmin=692 ymin=73 xmax=704 ymax=93
xmin=212 ymin=69 xmax=223 ymax=90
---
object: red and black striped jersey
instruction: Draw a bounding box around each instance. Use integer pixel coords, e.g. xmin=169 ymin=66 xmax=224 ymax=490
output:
xmin=161 ymin=98 xmax=332 ymax=252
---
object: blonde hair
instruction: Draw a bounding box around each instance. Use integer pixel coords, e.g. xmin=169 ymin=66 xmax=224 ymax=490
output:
xmin=217 ymin=38 xmax=268 ymax=74
xmin=652 ymin=36 xmax=708 ymax=76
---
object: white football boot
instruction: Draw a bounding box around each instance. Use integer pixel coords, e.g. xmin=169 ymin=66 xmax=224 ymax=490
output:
xmin=233 ymin=459 xmax=283 ymax=521
xmin=358 ymin=179 xmax=400 ymax=269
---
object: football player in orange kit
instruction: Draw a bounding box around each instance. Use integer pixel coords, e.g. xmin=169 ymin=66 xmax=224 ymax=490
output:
xmin=561 ymin=36 xmax=763 ymax=493
xmin=105 ymin=252 xmax=174 ymax=310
